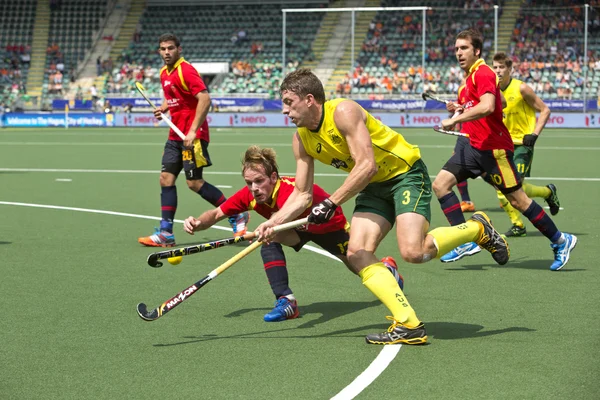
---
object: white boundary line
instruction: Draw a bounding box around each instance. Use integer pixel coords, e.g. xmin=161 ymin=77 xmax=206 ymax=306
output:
xmin=0 ymin=200 xmax=396 ymax=398
xmin=331 ymin=345 xmax=402 ymax=400
xmin=1 ymin=167 xmax=599 ymax=181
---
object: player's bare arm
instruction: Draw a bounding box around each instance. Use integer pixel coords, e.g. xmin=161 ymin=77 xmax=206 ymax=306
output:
xmin=521 ymin=83 xmax=550 ymax=136
xmin=154 ymin=99 xmax=168 ymax=119
xmin=185 ymin=90 xmax=210 ymax=148
xmin=183 ymin=207 xmax=227 ymax=234
xmin=273 ymin=132 xmax=315 ymax=224
xmin=327 ymin=100 xmax=377 ymax=206
xmin=442 ymin=92 xmax=496 ymax=130
xmin=255 ymin=133 xmax=314 ymax=241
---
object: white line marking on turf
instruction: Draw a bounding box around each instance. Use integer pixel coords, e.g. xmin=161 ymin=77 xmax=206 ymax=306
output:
xmin=55 ymin=178 xmax=72 ymax=182
xmin=215 ymin=185 xmax=232 ymax=188
xmin=330 ymin=345 xmax=402 ymax=400
xmin=0 ymin=200 xmax=399 ymax=399
xmin=1 ymin=168 xmax=599 ymax=182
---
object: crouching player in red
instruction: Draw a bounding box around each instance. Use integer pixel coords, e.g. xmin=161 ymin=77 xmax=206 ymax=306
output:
xmin=183 ymin=145 xmax=403 ymax=321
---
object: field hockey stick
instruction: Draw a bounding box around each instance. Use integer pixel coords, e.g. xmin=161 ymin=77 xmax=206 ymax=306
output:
xmin=422 ymin=91 xmax=462 ymax=119
xmin=136 ymin=217 xmax=309 ymax=321
xmin=134 ymin=81 xmax=186 ymax=140
xmin=421 ymin=91 xmax=450 ymax=105
xmin=432 ymin=125 xmax=468 ymax=138
xmin=147 ymin=232 xmax=257 ymax=268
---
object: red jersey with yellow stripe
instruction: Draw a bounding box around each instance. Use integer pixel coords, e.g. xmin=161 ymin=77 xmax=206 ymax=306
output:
xmin=160 ymin=57 xmax=209 ymax=142
xmin=461 ymin=59 xmax=512 ymax=151
xmin=220 ymin=177 xmax=348 ymax=234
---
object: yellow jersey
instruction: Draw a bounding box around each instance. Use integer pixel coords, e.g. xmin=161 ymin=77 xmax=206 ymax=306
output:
xmin=297 ymin=98 xmax=421 ymax=183
xmin=501 ymin=78 xmax=536 ymax=145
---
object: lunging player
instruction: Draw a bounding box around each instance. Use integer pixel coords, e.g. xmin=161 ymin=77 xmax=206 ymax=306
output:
xmin=431 ymin=29 xmax=576 ymax=271
xmin=183 ymin=146 xmax=403 ymax=322
xmin=138 ymin=33 xmax=247 ymax=248
xmin=255 ymin=69 xmax=509 ymax=345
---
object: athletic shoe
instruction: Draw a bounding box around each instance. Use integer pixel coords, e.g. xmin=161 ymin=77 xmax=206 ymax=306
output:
xmin=460 ymin=201 xmax=476 ymax=212
xmin=470 ymin=211 xmax=510 ymax=265
xmin=365 ymin=316 xmax=427 ymax=345
xmin=381 ymin=256 xmax=404 ymax=290
xmin=550 ymin=233 xmax=578 ymax=271
xmin=138 ymin=228 xmax=175 ymax=247
xmin=264 ymin=296 xmax=299 ymax=322
xmin=228 ymin=212 xmax=249 ymax=237
xmin=545 ymin=184 xmax=560 ymax=216
xmin=440 ymin=242 xmax=481 ymax=263
xmin=503 ymin=224 xmax=527 ymax=238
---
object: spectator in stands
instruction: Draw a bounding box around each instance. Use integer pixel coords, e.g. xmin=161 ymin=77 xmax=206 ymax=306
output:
xmin=90 ymin=85 xmax=98 ymax=103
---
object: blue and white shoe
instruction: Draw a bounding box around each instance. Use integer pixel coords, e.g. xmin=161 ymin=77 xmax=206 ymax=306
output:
xmin=550 ymin=233 xmax=577 ymax=271
xmin=228 ymin=212 xmax=249 ymax=237
xmin=264 ymin=296 xmax=299 ymax=322
xmin=440 ymin=242 xmax=481 ymax=263
xmin=138 ymin=228 xmax=175 ymax=247
xmin=381 ymin=256 xmax=404 ymax=290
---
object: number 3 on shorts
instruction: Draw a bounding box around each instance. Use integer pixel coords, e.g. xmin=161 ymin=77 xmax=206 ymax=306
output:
xmin=402 ymin=190 xmax=411 ymax=205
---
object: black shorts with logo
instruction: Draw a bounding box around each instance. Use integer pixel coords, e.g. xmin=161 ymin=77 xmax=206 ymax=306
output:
xmin=443 ymin=141 xmax=522 ymax=194
xmin=161 ymin=139 xmax=212 ymax=180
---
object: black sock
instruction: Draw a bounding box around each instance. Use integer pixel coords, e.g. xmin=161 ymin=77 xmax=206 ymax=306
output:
xmin=438 ymin=192 xmax=466 ymax=226
xmin=160 ymin=185 xmax=177 ymax=232
xmin=457 ymin=181 xmax=471 ymax=202
xmin=197 ymin=181 xmax=226 ymax=207
xmin=261 ymin=242 xmax=292 ymax=299
xmin=522 ymin=200 xmax=561 ymax=242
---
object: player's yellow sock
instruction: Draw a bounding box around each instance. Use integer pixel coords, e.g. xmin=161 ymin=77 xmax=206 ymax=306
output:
xmin=428 ymin=220 xmax=482 ymax=257
xmin=523 ymin=182 xmax=551 ymax=199
xmin=359 ymin=263 xmax=421 ymax=328
xmin=498 ymin=191 xmax=524 ymax=227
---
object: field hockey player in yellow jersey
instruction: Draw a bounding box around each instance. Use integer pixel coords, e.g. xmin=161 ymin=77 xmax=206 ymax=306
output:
xmin=492 ymin=52 xmax=561 ymax=238
xmin=255 ymin=69 xmax=509 ymax=345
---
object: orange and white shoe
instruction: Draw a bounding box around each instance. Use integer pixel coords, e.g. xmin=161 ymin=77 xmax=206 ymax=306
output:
xmin=228 ymin=212 xmax=250 ymax=237
xmin=460 ymin=201 xmax=476 ymax=212
xmin=138 ymin=228 xmax=176 ymax=247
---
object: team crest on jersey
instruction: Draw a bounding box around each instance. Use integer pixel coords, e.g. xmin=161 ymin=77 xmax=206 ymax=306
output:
xmin=330 ymin=158 xmax=348 ymax=169
xmin=327 ymin=129 xmax=342 ymax=145
xmin=164 ymin=80 xmax=171 ymax=86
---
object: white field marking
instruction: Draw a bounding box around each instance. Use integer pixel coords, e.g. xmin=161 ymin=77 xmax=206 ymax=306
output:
xmin=55 ymin=178 xmax=72 ymax=182
xmin=0 ymin=200 xmax=398 ymax=398
xmin=543 ymin=206 xmax=565 ymax=211
xmin=215 ymin=185 xmax=232 ymax=188
xmin=1 ymin=168 xmax=600 ymax=182
xmin=330 ymin=345 xmax=402 ymax=400
xmin=3 ymin=140 xmax=600 ymax=151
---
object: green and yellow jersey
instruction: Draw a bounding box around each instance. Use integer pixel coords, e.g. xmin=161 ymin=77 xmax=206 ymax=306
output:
xmin=501 ymin=78 xmax=536 ymax=145
xmin=296 ymin=98 xmax=421 ymax=183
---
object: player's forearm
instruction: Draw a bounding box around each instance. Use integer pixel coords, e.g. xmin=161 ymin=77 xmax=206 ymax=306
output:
xmin=271 ymin=190 xmax=312 ymax=225
xmin=534 ymin=107 xmax=550 ymax=135
xmin=452 ymin=102 xmax=494 ymax=124
xmin=195 ymin=209 xmax=224 ymax=230
xmin=190 ymin=96 xmax=211 ymax=133
xmin=329 ymin=161 xmax=376 ymax=206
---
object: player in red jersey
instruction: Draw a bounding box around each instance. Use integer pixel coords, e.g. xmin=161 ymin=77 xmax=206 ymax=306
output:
xmin=431 ymin=29 xmax=577 ymax=270
xmin=183 ymin=146 xmax=403 ymax=322
xmin=138 ymin=33 xmax=248 ymax=248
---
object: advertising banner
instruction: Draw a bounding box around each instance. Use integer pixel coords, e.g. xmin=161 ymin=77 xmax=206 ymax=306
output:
xmin=5 ymin=113 xmax=107 ymax=127
xmin=110 ymin=112 xmax=599 ymax=128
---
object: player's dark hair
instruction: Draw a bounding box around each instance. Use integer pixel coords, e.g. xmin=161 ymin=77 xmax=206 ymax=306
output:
xmin=457 ymin=29 xmax=483 ymax=57
xmin=242 ymin=146 xmax=279 ymax=178
xmin=280 ymin=68 xmax=326 ymax=104
xmin=158 ymin=33 xmax=180 ymax=47
xmin=493 ymin=52 xmax=513 ymax=69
